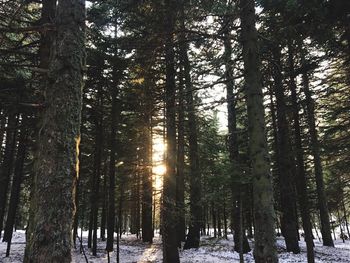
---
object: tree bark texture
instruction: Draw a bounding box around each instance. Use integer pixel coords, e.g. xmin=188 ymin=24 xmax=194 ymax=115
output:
xmin=23 ymin=0 xmax=85 ymax=261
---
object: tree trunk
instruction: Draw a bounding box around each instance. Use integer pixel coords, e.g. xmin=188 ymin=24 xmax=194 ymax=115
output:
xmin=299 ymin=45 xmax=334 ymax=247
xmin=0 ymin=111 xmax=18 ymax=237
xmin=141 ymin=80 xmax=153 ymax=243
xmin=212 ymin=204 xmax=217 ymax=238
xmin=239 ymin=0 xmax=278 ymax=262
xmin=23 ymin=0 xmax=85 ymax=261
xmin=179 ymin=2 xmax=202 ymax=250
xmin=92 ymin=86 xmax=104 ymax=256
xmin=176 ymin=64 xmax=186 ymax=247
xmin=270 ymin=42 xmax=300 ymax=253
xmin=162 ymin=1 xmax=180 ymax=262
xmin=106 ymin=85 xmax=118 ymax=252
xmin=3 ymin=115 xmax=28 ymax=257
xmin=100 ymin=167 xmax=107 ymax=241
xmin=223 ymin=15 xmax=251 ymax=254
xmin=286 ymin=41 xmax=316 ymax=262
xmin=25 ymin=0 xmax=56 ymax=252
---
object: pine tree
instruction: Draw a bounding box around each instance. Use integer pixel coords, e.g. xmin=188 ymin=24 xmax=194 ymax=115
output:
xmin=239 ymin=0 xmax=278 ymax=262
xmin=23 ymin=0 xmax=85 ymax=261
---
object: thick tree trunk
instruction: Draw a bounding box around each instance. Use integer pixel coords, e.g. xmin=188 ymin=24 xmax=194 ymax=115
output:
xmin=23 ymin=0 xmax=85 ymax=261
xmin=162 ymin=0 xmax=180 ymax=261
xmin=25 ymin=0 xmax=56 ymax=252
xmin=239 ymin=0 xmax=278 ymax=262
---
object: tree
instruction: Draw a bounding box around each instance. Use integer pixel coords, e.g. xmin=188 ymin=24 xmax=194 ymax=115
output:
xmin=179 ymin=0 xmax=202 ymax=250
xmin=239 ymin=0 xmax=278 ymax=262
xmin=223 ymin=8 xmax=251 ymax=254
xmin=162 ymin=0 xmax=180 ymax=261
xmin=23 ymin=0 xmax=85 ymax=261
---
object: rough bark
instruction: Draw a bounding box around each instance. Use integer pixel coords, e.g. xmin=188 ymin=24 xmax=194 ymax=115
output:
xmin=23 ymin=0 xmax=85 ymax=261
xmin=25 ymin=0 xmax=56 ymax=251
xmin=239 ymin=0 xmax=278 ymax=262
xmin=162 ymin=0 xmax=180 ymax=261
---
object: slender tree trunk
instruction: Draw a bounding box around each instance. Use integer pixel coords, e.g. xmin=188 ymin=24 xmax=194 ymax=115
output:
xmin=342 ymin=193 xmax=350 ymax=238
xmin=223 ymin=16 xmax=251 ymax=254
xmin=211 ymin=204 xmax=216 ymax=238
xmin=23 ymin=0 xmax=85 ymax=261
xmin=270 ymin=42 xmax=300 ymax=253
xmin=285 ymin=42 xmax=316 ymax=261
xmin=106 ymin=85 xmax=118 ymax=252
xmin=141 ymin=81 xmax=153 ymax=243
xmin=178 ymin=1 xmax=202 ymax=250
xmin=72 ymin=171 xmax=80 ymax=249
xmin=299 ymin=45 xmax=334 ymax=247
xmin=162 ymin=1 xmax=180 ymax=262
xmin=100 ymin=168 xmax=107 ymax=241
xmin=3 ymin=115 xmax=28 ymax=257
xmin=217 ymin=208 xmax=222 ymax=237
xmin=223 ymin=201 xmax=228 ymax=239
xmin=0 ymin=111 xmax=18 ymax=237
xmin=0 ymin=109 xmax=7 ymax=161
xmin=239 ymin=0 xmax=278 ymax=262
xmin=136 ymin=163 xmax=141 ymax=239
xmin=176 ymin=65 xmax=186 ymax=246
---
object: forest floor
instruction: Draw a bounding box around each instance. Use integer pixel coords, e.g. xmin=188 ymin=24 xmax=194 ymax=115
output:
xmin=1 ymin=230 xmax=350 ymax=262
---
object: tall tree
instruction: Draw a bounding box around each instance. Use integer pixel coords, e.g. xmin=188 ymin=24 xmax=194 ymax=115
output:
xmin=239 ymin=0 xmax=278 ymax=262
xmin=179 ymin=0 xmax=202 ymax=250
xmin=141 ymin=75 xmax=154 ymax=243
xmin=299 ymin=43 xmax=334 ymax=247
xmin=223 ymin=10 xmax=251 ymax=254
xmin=0 ymin=110 xmax=17 ymax=237
xmin=270 ymin=36 xmax=300 ymax=253
xmin=162 ymin=0 xmax=180 ymax=261
xmin=23 ymin=0 xmax=85 ymax=261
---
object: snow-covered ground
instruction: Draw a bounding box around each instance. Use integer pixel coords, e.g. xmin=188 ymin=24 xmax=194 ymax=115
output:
xmin=1 ymin=230 xmax=349 ymax=262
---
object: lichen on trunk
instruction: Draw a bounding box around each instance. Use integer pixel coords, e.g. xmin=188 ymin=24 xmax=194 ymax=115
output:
xmin=24 ymin=0 xmax=85 ymax=262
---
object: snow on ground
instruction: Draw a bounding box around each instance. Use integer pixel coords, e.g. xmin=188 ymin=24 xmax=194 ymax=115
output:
xmin=1 ymin=230 xmax=349 ymax=262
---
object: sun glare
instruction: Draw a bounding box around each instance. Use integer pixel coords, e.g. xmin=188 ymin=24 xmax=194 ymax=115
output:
xmin=152 ymin=136 xmax=166 ymax=191
xmin=153 ymin=164 xmax=166 ymax=175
